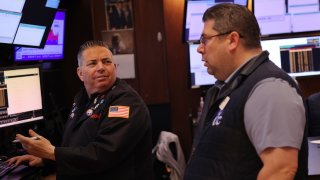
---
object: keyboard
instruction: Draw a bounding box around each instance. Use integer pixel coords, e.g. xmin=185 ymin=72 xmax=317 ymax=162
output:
xmin=0 ymin=160 xmax=17 ymax=178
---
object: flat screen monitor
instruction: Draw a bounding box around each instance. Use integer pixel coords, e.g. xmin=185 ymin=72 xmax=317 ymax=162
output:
xmin=14 ymin=10 xmax=66 ymax=62
xmin=188 ymin=43 xmax=217 ymax=87
xmin=0 ymin=65 xmax=44 ymax=128
xmin=254 ymin=0 xmax=320 ymax=37
xmin=0 ymin=0 xmax=60 ymax=48
xmin=308 ymin=136 xmax=320 ymax=175
xmin=184 ymin=0 xmax=248 ymax=43
xmin=261 ymin=35 xmax=320 ymax=77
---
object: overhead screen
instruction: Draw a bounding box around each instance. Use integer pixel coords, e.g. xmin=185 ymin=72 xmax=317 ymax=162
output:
xmin=254 ymin=0 xmax=320 ymax=37
xmin=187 ymin=0 xmax=320 ymax=88
xmin=0 ymin=0 xmax=60 ymax=48
xmin=261 ymin=35 xmax=320 ymax=77
xmin=0 ymin=65 xmax=44 ymax=128
xmin=184 ymin=0 xmax=248 ymax=42
xmin=14 ymin=10 xmax=66 ymax=62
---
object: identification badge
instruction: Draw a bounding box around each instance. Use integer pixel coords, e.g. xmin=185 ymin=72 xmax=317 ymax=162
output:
xmin=219 ymin=96 xmax=230 ymax=110
xmin=212 ymin=96 xmax=230 ymax=126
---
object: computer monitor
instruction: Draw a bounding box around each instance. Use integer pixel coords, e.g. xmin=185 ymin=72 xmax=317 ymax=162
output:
xmin=308 ymin=136 xmax=320 ymax=175
xmin=0 ymin=65 xmax=44 ymax=128
xmin=261 ymin=35 xmax=320 ymax=77
xmin=183 ymin=0 xmax=248 ymax=43
xmin=188 ymin=43 xmax=217 ymax=88
xmin=14 ymin=10 xmax=66 ymax=62
xmin=0 ymin=0 xmax=60 ymax=48
xmin=253 ymin=0 xmax=320 ymax=37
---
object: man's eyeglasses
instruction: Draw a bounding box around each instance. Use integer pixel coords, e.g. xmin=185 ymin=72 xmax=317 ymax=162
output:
xmin=199 ymin=31 xmax=243 ymax=45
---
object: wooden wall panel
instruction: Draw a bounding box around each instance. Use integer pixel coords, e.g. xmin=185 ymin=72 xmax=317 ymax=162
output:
xmin=163 ymin=0 xmax=202 ymax=158
xmin=297 ymin=76 xmax=320 ymax=98
xmin=133 ymin=0 xmax=169 ymax=104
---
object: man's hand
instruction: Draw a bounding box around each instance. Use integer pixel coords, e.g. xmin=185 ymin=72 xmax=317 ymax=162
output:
xmin=6 ymin=154 xmax=44 ymax=167
xmin=15 ymin=129 xmax=56 ymax=161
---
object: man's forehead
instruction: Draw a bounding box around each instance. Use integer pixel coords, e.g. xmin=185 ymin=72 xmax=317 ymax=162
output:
xmin=204 ymin=20 xmax=215 ymax=30
xmin=202 ymin=20 xmax=217 ymax=35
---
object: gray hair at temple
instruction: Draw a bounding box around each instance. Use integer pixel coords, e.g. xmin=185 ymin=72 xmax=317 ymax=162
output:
xmin=203 ymin=3 xmax=261 ymax=49
xmin=77 ymin=40 xmax=111 ymax=67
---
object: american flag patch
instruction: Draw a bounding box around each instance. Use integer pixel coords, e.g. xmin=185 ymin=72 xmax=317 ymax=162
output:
xmin=108 ymin=106 xmax=130 ymax=118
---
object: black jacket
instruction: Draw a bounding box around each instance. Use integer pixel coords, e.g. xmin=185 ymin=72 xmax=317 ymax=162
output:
xmin=54 ymin=78 xmax=153 ymax=180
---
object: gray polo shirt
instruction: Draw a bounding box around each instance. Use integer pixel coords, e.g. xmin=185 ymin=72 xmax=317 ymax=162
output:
xmin=223 ymin=56 xmax=305 ymax=155
xmin=244 ymin=77 xmax=305 ymax=154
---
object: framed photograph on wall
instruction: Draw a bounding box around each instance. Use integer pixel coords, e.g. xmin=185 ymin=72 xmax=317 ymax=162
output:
xmin=102 ymin=30 xmax=134 ymax=55
xmin=105 ymin=0 xmax=133 ymax=30
xmin=104 ymin=0 xmax=135 ymax=79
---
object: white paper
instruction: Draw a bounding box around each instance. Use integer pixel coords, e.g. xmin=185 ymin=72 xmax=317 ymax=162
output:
xmin=113 ymin=54 xmax=135 ymax=79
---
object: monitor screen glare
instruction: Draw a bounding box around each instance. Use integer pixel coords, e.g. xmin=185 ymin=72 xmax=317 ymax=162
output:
xmin=0 ymin=66 xmax=44 ymax=128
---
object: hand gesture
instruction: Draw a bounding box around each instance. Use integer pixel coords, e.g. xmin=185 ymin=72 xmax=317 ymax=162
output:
xmin=15 ymin=129 xmax=56 ymax=161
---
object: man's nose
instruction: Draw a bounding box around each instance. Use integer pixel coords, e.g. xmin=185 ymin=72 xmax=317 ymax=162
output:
xmin=197 ymin=44 xmax=204 ymax=54
xmin=97 ymin=61 xmax=105 ymax=70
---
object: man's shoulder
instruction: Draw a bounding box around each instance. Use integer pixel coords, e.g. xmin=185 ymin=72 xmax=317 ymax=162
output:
xmin=309 ymin=91 xmax=320 ymax=101
xmin=114 ymin=79 xmax=140 ymax=95
xmin=106 ymin=79 xmax=145 ymax=104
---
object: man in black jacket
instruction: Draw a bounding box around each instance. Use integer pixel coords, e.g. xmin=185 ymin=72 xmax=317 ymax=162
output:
xmin=8 ymin=40 xmax=154 ymax=180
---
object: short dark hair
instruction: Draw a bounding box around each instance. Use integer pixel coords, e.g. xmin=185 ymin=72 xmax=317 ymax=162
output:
xmin=203 ymin=3 xmax=261 ymax=49
xmin=77 ymin=40 xmax=111 ymax=66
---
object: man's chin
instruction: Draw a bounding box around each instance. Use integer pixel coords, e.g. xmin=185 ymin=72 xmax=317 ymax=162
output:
xmin=97 ymin=83 xmax=114 ymax=91
xmin=207 ymin=69 xmax=214 ymax=75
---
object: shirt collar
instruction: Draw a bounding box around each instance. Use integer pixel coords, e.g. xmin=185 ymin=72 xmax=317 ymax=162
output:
xmin=224 ymin=54 xmax=261 ymax=84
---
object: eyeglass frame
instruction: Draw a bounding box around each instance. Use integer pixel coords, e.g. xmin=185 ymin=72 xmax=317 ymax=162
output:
xmin=198 ymin=31 xmax=243 ymax=45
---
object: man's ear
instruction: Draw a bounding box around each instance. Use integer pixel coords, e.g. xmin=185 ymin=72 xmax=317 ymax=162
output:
xmin=77 ymin=67 xmax=84 ymax=81
xmin=228 ymin=31 xmax=240 ymax=51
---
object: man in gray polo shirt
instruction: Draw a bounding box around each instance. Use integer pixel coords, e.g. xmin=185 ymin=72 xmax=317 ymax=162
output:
xmin=184 ymin=3 xmax=307 ymax=180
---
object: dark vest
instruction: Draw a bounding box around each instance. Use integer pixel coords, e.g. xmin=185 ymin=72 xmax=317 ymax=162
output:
xmin=184 ymin=51 xmax=308 ymax=180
